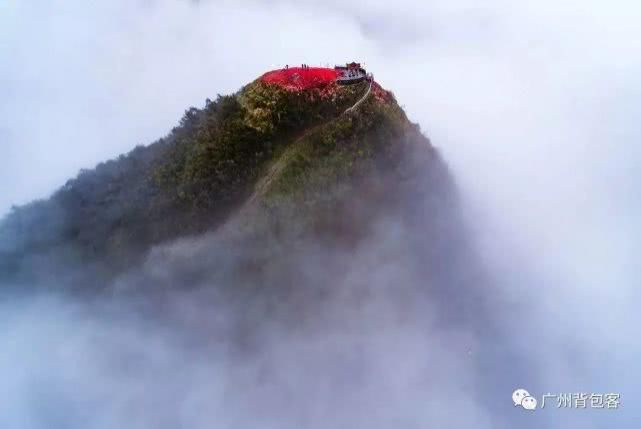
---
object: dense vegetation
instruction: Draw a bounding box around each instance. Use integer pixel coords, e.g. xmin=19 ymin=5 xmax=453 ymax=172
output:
xmin=0 ymin=78 xmax=435 ymax=289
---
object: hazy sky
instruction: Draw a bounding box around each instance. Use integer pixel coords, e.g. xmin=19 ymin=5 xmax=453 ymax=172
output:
xmin=1 ymin=1 xmax=641 ymax=426
xmin=2 ymin=0 xmax=640 ymax=216
xmin=3 ymin=0 xmax=640 ymax=318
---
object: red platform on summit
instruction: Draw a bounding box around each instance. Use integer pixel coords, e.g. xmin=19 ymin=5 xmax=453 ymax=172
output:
xmin=260 ymin=67 xmax=339 ymax=90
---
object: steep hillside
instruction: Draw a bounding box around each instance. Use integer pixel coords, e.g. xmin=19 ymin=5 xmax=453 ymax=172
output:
xmin=0 ymin=68 xmax=444 ymax=290
xmin=0 ymin=67 xmax=519 ymax=429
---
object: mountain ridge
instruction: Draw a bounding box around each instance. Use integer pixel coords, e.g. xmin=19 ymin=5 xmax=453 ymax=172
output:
xmin=0 ymin=70 xmax=443 ymax=291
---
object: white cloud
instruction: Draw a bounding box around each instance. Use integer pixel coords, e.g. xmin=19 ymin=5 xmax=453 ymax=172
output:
xmin=2 ymin=0 xmax=641 ymax=426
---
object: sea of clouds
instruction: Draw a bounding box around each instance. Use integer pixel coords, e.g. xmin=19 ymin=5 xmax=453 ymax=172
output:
xmin=1 ymin=1 xmax=639 ymax=427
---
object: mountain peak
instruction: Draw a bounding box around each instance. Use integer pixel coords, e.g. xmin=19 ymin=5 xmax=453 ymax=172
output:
xmin=1 ymin=69 xmax=436 ymax=289
xmin=256 ymin=63 xmax=394 ymax=112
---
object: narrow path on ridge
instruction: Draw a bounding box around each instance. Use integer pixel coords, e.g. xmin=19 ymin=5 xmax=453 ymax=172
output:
xmin=345 ymin=79 xmax=373 ymax=114
xmin=240 ymin=120 xmax=333 ymax=213
xmin=239 ymin=79 xmax=374 ymax=215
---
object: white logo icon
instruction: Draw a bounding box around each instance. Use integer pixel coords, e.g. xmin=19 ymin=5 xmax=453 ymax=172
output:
xmin=522 ymin=396 xmax=537 ymax=410
xmin=513 ymin=388 xmax=537 ymax=411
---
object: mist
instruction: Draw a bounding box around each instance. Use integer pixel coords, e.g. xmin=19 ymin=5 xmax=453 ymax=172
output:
xmin=2 ymin=0 xmax=640 ymax=427
xmin=1 ymin=163 xmax=510 ymax=428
